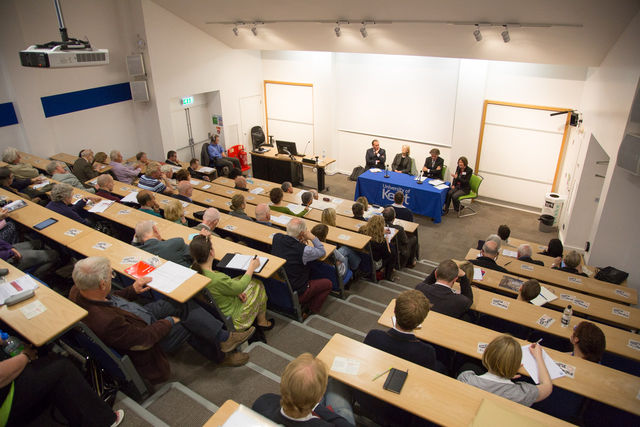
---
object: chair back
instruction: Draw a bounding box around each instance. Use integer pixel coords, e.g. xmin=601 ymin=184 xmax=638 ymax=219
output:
xmin=409 ymin=157 xmax=418 ymax=176
xmin=469 ymin=174 xmax=483 ymax=196
xmin=441 ymin=165 xmax=448 ymax=181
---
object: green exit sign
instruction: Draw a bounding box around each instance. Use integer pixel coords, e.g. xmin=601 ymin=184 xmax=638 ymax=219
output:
xmin=181 ymin=96 xmax=193 ymax=106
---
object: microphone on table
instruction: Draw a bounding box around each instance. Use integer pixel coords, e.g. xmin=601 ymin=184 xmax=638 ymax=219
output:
xmin=384 ymin=164 xmax=390 ymax=178
xmin=302 ymin=140 xmax=311 ymax=157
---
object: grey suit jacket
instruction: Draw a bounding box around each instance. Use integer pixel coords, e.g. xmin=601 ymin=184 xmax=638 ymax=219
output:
xmin=137 ymin=238 xmax=191 ymax=267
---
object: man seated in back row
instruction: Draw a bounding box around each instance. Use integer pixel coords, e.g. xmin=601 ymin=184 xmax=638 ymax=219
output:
xmin=469 ymin=240 xmax=508 ymax=273
xmin=133 ymin=220 xmax=192 ymax=267
xmin=517 ymin=244 xmax=544 ymax=266
xmin=137 ymin=162 xmax=174 ymax=195
xmin=94 ymin=174 xmax=121 ymax=201
xmin=47 ymin=161 xmax=96 ymax=193
xmin=416 ymin=259 xmax=474 ymax=320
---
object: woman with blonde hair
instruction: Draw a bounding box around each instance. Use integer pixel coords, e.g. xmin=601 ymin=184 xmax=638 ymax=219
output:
xmin=356 ymin=196 xmax=369 ymax=212
xmin=164 ymin=199 xmax=187 ymax=225
xmin=320 ymin=208 xmax=337 ymax=227
xmin=360 ymin=215 xmax=395 ymax=281
xmin=458 ymin=334 xmax=552 ymax=406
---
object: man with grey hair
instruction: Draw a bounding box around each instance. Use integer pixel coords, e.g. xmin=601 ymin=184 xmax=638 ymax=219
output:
xmin=469 ymin=240 xmax=508 ymax=273
xmin=281 ymin=181 xmax=293 ymax=193
xmin=137 ymin=162 xmax=174 ymax=195
xmin=69 ymin=256 xmax=254 ymax=383
xmin=47 ymin=161 xmax=96 ymax=193
xmin=271 ymin=218 xmax=332 ymax=316
xmin=45 ymin=183 xmax=100 ymax=225
xmin=173 ymin=181 xmax=193 ymax=203
xmin=72 ymin=149 xmax=100 ymax=184
xmin=109 ymin=150 xmax=141 ymax=184
xmin=192 ymin=208 xmax=220 ymax=236
xmin=255 ymin=203 xmax=277 ymax=228
xmin=234 ymin=175 xmax=248 ymax=191
xmin=300 ymin=191 xmax=314 ymax=208
xmin=517 ymin=244 xmax=544 ymax=266
xmin=95 ymin=174 xmax=120 ymax=201
xmin=2 ymin=147 xmax=39 ymax=179
xmin=133 ymin=220 xmax=194 ymax=267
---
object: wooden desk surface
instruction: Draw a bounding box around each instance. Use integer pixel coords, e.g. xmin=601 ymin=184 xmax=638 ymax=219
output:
xmin=203 ymin=400 xmax=240 ymax=426
xmin=466 ymin=249 xmax=637 ymax=305
xmin=318 ymin=334 xmax=571 ymax=426
xmin=0 ymin=260 xmax=87 ymax=347
xmin=251 ymin=147 xmax=336 ymax=169
xmin=378 ymin=301 xmax=640 ymax=416
xmin=17 ymin=151 xmax=50 ymax=172
xmin=471 ymin=267 xmax=640 ymax=330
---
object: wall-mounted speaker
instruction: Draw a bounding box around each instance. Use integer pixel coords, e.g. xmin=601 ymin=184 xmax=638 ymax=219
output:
xmin=130 ymin=81 xmax=149 ymax=102
xmin=126 ymin=54 xmax=145 ymax=77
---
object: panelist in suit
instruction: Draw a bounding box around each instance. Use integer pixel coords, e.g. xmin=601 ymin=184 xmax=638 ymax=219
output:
xmin=364 ymin=139 xmax=386 ymax=170
xmin=422 ymin=148 xmax=444 ymax=179
xmin=416 ymin=259 xmax=473 ymax=319
xmin=391 ymin=145 xmax=412 ymax=174
xmin=443 ymin=156 xmax=472 ymax=214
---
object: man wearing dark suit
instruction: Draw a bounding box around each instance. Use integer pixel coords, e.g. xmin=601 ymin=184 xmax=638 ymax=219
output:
xmin=165 ymin=150 xmax=180 ymax=166
xmin=517 ymin=244 xmax=544 ymax=266
xmin=364 ymin=139 xmax=386 ymax=170
xmin=72 ymin=149 xmax=100 ymax=187
xmin=422 ymin=148 xmax=445 ymax=179
xmin=416 ymin=259 xmax=473 ymax=319
xmin=351 ymin=202 xmax=366 ymax=221
xmin=382 ymin=207 xmax=418 ymax=268
xmin=469 ymin=240 xmax=508 ymax=273
xmin=172 ymin=181 xmax=193 ymax=203
xmin=386 ymin=191 xmax=414 ymax=222
xmin=133 ymin=220 xmax=193 ymax=267
xmin=192 ymin=208 xmax=221 ymax=237
xmin=255 ymin=203 xmax=279 ymax=228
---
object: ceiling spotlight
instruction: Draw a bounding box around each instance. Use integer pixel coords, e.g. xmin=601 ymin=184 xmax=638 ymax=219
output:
xmin=334 ymin=24 xmax=341 ymax=37
xmin=473 ymin=24 xmax=482 ymax=42
xmin=360 ymin=23 xmax=368 ymax=39
xmin=232 ymin=26 xmax=239 ymax=36
xmin=501 ymin=25 xmax=510 ymax=43
xmin=251 ymin=25 xmax=258 ymax=36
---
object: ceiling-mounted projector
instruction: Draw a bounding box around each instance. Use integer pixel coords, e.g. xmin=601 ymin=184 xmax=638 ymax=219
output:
xmin=19 ymin=0 xmax=109 ymax=68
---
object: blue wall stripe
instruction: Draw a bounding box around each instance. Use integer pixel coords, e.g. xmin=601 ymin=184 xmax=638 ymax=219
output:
xmin=0 ymin=102 xmax=19 ymax=127
xmin=41 ymin=82 xmax=132 ymax=118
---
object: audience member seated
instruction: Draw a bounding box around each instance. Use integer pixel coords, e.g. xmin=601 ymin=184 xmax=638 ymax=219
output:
xmin=469 ymin=240 xmax=508 ymax=273
xmin=351 ymin=202 xmax=366 ymax=221
xmin=281 ymin=181 xmax=294 ymax=193
xmin=387 ymin=191 xmax=413 ymax=222
xmin=207 ymin=135 xmax=241 ymax=170
xmin=422 ymin=148 xmax=444 ymax=179
xmin=311 ymin=224 xmax=349 ymax=282
xmin=443 ymin=156 xmax=472 ymax=214
xmin=46 ymin=183 xmax=99 ymax=226
xmin=319 ymin=208 xmax=361 ymax=274
xmin=253 ymin=353 xmax=354 ymax=427
xmin=229 ymin=194 xmax=253 ymax=222
xmin=160 ymin=165 xmax=177 ymax=193
xmin=271 ymin=218 xmax=332 ymax=317
xmin=391 ymin=144 xmax=412 ymax=174
xmin=0 ymin=237 xmax=60 ymax=280
xmin=365 ymin=139 xmax=386 ymax=171
xmin=46 ymin=161 xmax=96 ymax=193
xmin=0 ymin=346 xmax=123 ymax=426
xmin=136 ymin=190 xmax=161 ymax=217
xmin=539 ymin=238 xmax=564 ymax=258
xmin=234 ymin=175 xmax=248 ymax=191
xmin=269 ymin=188 xmax=309 ymax=217
xmin=383 ymin=207 xmax=417 ymax=268
xmin=109 ymin=150 xmax=141 ymax=184
xmin=94 ymin=174 xmax=121 ymax=201
xmin=193 ymin=207 xmax=220 ymax=236
xmin=0 ymin=166 xmax=47 ymax=203
xmin=416 ymin=259 xmax=473 ymax=319
xmin=187 ymin=158 xmax=211 ymax=181
xmin=552 ymin=251 xmax=588 ymax=277
xmin=72 ymin=149 xmax=100 ymax=184
xmin=190 ymin=235 xmax=272 ymax=331
xmin=356 ymin=196 xmax=369 ymax=213
xmin=173 ymin=181 xmax=193 ymax=203
xmin=300 ymin=192 xmax=314 ymax=209
xmin=93 ymin=151 xmax=108 ymax=165
xmin=310 ymin=189 xmax=319 ymax=200
xmin=227 ymin=168 xmax=243 ymax=180
xmin=70 ymin=257 xmax=254 ymax=384
xmin=518 ymin=279 xmax=541 ymax=303
xmin=133 ymin=220 xmax=193 ymax=267
xmin=165 ymin=150 xmax=180 ymax=166
xmin=171 ymin=169 xmax=188 ymax=183
xmin=498 ymin=224 xmax=511 ymax=246
xmin=136 ymin=151 xmax=150 ymax=168
xmin=457 ymin=335 xmax=552 ymax=407
xmin=137 ymin=162 xmax=174 ymax=195
xmin=164 ymin=199 xmax=187 ymax=225
xmin=359 ymin=215 xmax=395 ymax=281
xmin=2 ymin=147 xmax=39 ymax=179
xmin=571 ymin=321 xmax=606 ymax=362
xmin=517 ymin=244 xmax=544 ymax=266
xmin=254 ymin=203 xmax=278 ymax=228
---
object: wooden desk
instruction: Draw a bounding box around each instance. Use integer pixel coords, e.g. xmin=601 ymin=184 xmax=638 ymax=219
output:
xmin=378 ymin=301 xmax=640 ymax=417
xmin=50 ymin=152 xmax=111 ymax=173
xmin=203 ymin=400 xmax=240 ymax=426
xmin=17 ymin=151 xmax=50 ymax=172
xmin=466 ymin=248 xmax=637 ymax=305
xmin=0 ymin=260 xmax=87 ymax=347
xmin=470 ymin=267 xmax=640 ymax=330
xmin=317 ymin=334 xmax=571 ymax=426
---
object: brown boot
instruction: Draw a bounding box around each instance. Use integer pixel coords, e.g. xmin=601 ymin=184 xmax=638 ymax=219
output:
xmin=220 ymin=327 xmax=255 ymax=353
xmin=220 ymin=352 xmax=249 ymax=367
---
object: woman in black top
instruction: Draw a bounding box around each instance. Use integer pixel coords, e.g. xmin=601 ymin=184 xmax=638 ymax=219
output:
xmin=443 ymin=156 xmax=473 ymax=214
xmin=391 ymin=145 xmax=412 ymax=174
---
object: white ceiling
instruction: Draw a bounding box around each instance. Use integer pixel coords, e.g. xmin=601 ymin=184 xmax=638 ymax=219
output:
xmin=150 ymin=0 xmax=639 ymax=66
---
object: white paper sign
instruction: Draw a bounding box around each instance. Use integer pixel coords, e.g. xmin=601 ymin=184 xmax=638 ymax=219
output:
xmin=337 ymin=234 xmax=351 ymax=241
xmin=331 ymin=357 xmax=360 ymax=375
xmin=20 ymin=300 xmax=47 ymax=319
xmin=92 ymin=242 xmax=112 ymax=251
xmin=64 ymin=229 xmax=82 ymax=237
xmin=555 ymin=361 xmax=576 ymax=379
xmin=559 ymin=294 xmax=575 ymax=302
xmin=573 ymin=298 xmax=590 ymax=309
xmin=520 ymin=264 xmax=534 ymax=271
xmin=490 ymin=298 xmax=510 ymax=310
xmin=612 ymin=307 xmax=630 ymax=319
xmin=568 ymin=277 xmax=582 ymax=284
xmin=202 ymin=184 xmax=211 ymax=190
xmin=224 ymin=224 xmax=237 ymax=231
xmin=629 ymin=340 xmax=640 ymax=351
xmin=615 ymin=289 xmax=630 ymax=298
xmin=536 ymin=314 xmax=556 ymax=328
xmin=477 ymin=342 xmax=488 ymax=354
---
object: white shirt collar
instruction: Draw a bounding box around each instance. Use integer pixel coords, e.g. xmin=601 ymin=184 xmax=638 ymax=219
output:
xmin=280 ymin=407 xmax=318 ymax=422
xmin=434 ymin=281 xmax=453 ymax=291
xmin=391 ymin=203 xmax=404 ymax=208
xmin=479 ymin=372 xmax=513 ymax=384
xmin=392 ymin=325 xmax=415 ymax=335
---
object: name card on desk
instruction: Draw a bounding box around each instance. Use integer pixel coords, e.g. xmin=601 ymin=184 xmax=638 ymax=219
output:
xmin=612 ymin=307 xmax=630 ymax=319
xmin=567 ymin=277 xmax=582 ymax=284
xmin=536 ymin=314 xmax=555 ymax=328
xmin=490 ymin=298 xmax=510 ymax=310
xmin=615 ymin=289 xmax=631 ymax=299
xmin=520 ymin=264 xmax=534 ymax=272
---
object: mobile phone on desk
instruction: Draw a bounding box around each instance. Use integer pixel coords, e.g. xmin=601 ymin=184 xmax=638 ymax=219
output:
xmin=34 ymin=218 xmax=58 ymax=230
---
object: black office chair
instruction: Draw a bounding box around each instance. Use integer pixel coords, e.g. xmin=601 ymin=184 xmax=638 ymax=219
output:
xmin=251 ymin=126 xmax=267 ymax=149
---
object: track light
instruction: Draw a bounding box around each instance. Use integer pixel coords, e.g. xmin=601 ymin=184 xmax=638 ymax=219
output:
xmin=501 ymin=25 xmax=510 ymax=43
xmin=473 ymin=24 xmax=482 ymax=42
xmin=360 ymin=23 xmax=367 ymax=38
xmin=334 ymin=24 xmax=341 ymax=37
xmin=232 ymin=26 xmax=239 ymax=36
xmin=251 ymin=25 xmax=258 ymax=36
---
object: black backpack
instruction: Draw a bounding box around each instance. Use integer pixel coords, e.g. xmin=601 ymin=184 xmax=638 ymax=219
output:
xmin=349 ymin=166 xmax=365 ymax=181
xmin=595 ymin=266 xmax=628 ymax=284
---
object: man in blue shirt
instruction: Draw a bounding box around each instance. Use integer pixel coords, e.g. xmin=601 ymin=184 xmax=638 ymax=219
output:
xmin=137 ymin=162 xmax=174 ymax=195
xmin=207 ymin=135 xmax=241 ymax=171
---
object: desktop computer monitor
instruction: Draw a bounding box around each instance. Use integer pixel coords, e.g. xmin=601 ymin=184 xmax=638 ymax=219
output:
xmin=276 ymin=140 xmax=298 ymax=156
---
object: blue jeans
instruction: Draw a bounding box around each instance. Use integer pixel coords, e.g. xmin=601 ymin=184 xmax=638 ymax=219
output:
xmin=337 ymin=246 xmax=361 ymax=271
xmin=320 ymin=378 xmax=355 ymax=426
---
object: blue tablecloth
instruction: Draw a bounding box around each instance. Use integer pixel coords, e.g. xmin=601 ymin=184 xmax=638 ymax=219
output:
xmin=355 ymin=170 xmax=448 ymax=223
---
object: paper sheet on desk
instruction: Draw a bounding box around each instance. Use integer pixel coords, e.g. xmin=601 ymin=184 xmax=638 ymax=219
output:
xmin=434 ymin=184 xmax=449 ymax=190
xmin=369 ymin=168 xmax=381 ymax=173
xmin=520 ymin=345 xmax=565 ymax=384
xmin=146 ymin=262 xmax=196 ymax=294
xmin=249 ymin=187 xmax=264 ymax=195
xmin=89 ymin=200 xmax=115 ymax=213
xmin=502 ymin=249 xmax=518 ymax=258
xmin=120 ymin=191 xmax=139 ymax=204
xmin=271 ymin=215 xmax=291 ymax=226
xmin=287 ymin=204 xmax=306 ymax=215
xmin=225 ymin=254 xmax=268 ymax=272
xmin=198 ymin=166 xmax=215 ymax=174
xmin=428 ymin=179 xmax=444 ymax=186
xmin=473 ymin=267 xmax=485 ymax=281
xmin=530 ymin=286 xmax=557 ymax=306
xmin=32 ymin=180 xmax=50 ymax=190
xmin=0 ymin=275 xmax=39 ymax=305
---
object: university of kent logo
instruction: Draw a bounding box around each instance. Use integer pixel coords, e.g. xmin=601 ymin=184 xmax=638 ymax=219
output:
xmin=381 ymin=184 xmax=410 ymax=205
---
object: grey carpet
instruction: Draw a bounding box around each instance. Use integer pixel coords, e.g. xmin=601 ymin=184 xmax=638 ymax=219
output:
xmin=262 ymin=320 xmax=330 ymax=356
xmin=145 ymin=389 xmax=213 ymax=426
xmin=247 ymin=344 xmax=292 ymax=375
xmin=319 ymin=298 xmax=381 ymax=334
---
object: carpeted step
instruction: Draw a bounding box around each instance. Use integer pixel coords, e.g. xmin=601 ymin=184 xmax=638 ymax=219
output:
xmin=317 ymin=297 xmax=381 ymax=335
xmin=345 ymin=295 xmax=388 ymax=313
xmin=143 ymin=383 xmax=216 ymax=427
xmin=306 ymin=314 xmax=382 ymax=342
xmin=347 ymin=280 xmax=401 ymax=304
xmin=115 ymin=392 xmax=168 ymax=427
xmin=412 ymin=261 xmax=436 ymax=275
xmin=262 ymin=313 xmax=331 ymax=357
xmin=246 ymin=342 xmax=293 ymax=376
xmin=392 ymin=270 xmax=425 ymax=287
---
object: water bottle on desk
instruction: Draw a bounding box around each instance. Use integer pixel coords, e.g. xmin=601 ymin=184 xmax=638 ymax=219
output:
xmin=322 ymin=150 xmax=326 ymax=162
xmin=560 ymin=305 xmax=572 ymax=327
xmin=1 ymin=332 xmax=24 ymax=357
xmin=247 ymin=170 xmax=253 ymax=184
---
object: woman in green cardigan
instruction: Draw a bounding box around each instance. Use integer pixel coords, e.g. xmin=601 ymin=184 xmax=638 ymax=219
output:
xmin=189 ymin=235 xmax=273 ymax=331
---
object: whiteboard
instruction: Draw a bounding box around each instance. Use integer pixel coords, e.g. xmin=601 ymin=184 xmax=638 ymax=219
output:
xmin=335 ymin=53 xmax=459 ymax=145
xmin=265 ymin=83 xmax=313 ymax=124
